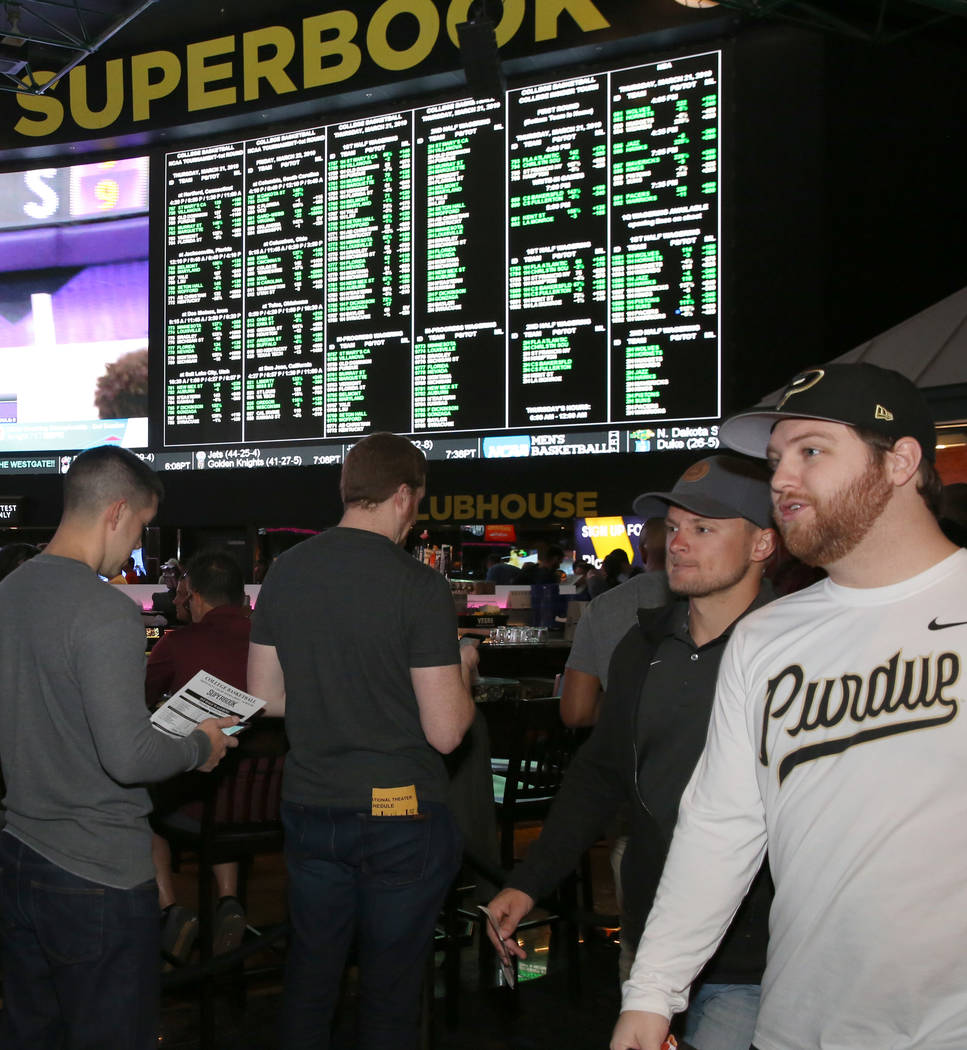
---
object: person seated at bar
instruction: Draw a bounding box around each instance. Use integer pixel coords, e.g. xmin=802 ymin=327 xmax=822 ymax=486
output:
xmin=485 ymin=551 xmax=522 ymax=584
xmin=516 ymin=541 xmax=565 ymax=584
xmin=146 ymin=549 xmax=252 ymax=962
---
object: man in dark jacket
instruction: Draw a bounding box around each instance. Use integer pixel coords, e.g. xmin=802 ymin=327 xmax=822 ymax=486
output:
xmin=485 ymin=455 xmax=777 ymax=1050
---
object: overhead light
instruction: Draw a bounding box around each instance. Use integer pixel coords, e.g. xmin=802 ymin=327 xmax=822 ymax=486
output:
xmin=674 ymin=0 xmax=719 ymax=7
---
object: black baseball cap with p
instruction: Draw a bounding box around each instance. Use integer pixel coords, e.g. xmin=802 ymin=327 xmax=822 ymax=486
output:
xmin=633 ymin=455 xmax=774 ymax=529
xmin=720 ymin=363 xmax=937 ymax=462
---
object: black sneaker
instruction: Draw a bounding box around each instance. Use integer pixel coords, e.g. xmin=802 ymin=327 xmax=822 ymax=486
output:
xmin=161 ymin=904 xmax=198 ymax=968
xmin=213 ymin=895 xmax=246 ymax=955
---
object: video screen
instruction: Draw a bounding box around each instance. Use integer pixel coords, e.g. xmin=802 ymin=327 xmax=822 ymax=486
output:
xmin=157 ymin=50 xmax=723 ymax=469
xmin=0 ymin=158 xmax=150 ymax=471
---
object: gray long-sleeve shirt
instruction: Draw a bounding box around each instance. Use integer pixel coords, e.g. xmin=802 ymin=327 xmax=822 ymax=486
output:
xmin=0 ymin=554 xmax=210 ymax=888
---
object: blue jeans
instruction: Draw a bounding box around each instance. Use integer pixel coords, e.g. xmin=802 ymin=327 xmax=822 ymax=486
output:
xmin=0 ymin=831 xmax=160 ymax=1050
xmin=280 ymin=800 xmax=461 ymax=1050
xmin=684 ymin=981 xmax=761 ymax=1050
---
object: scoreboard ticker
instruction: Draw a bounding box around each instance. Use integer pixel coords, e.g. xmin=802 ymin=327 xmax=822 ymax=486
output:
xmin=162 ymin=51 xmax=722 ymax=463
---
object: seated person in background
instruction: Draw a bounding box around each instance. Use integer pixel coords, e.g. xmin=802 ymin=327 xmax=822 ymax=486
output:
xmin=485 ymin=552 xmax=522 ymax=584
xmin=587 ymin=547 xmax=633 ymax=598
xmin=146 ymin=549 xmax=252 ymax=961
xmin=516 ymin=541 xmax=565 ymax=585
xmin=151 ymin=557 xmax=184 ymax=625
xmin=570 ymin=556 xmax=595 ymax=596
xmin=639 ymin=517 xmax=667 ymax=573
xmin=123 ymin=555 xmax=141 ymax=583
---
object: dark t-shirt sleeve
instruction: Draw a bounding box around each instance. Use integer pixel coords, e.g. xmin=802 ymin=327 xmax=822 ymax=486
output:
xmin=406 ymin=568 xmax=460 ymax=668
xmin=249 ymin=569 xmax=278 ymax=647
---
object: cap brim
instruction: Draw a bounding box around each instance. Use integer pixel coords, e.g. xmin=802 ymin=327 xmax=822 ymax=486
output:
xmin=633 ymin=490 xmax=763 ymax=523
xmin=720 ymin=409 xmax=856 ymax=458
xmin=632 ymin=493 xmax=673 ymax=518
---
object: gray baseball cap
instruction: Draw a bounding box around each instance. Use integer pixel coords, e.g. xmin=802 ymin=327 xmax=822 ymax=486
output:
xmin=633 ymin=455 xmax=774 ymax=529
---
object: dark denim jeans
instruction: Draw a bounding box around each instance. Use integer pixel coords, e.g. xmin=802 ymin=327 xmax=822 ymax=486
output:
xmin=0 ymin=830 xmax=160 ymax=1050
xmin=280 ymin=799 xmax=462 ymax=1050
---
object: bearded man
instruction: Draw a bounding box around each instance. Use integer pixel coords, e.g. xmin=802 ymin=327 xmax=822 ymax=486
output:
xmin=612 ymin=363 xmax=965 ymax=1050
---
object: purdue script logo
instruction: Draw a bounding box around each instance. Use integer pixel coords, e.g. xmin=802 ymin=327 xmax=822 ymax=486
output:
xmin=776 ymin=368 xmax=824 ymax=411
xmin=759 ymin=650 xmax=960 ymax=785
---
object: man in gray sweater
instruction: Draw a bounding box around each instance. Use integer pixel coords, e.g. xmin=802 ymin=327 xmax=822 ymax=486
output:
xmin=0 ymin=445 xmax=237 ymax=1050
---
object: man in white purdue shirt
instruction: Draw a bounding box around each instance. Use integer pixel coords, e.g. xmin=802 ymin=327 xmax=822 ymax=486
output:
xmin=612 ymin=363 xmax=965 ymax=1050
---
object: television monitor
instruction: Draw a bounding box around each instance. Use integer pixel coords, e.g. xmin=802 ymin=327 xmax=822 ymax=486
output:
xmin=0 ymin=158 xmax=149 ymax=472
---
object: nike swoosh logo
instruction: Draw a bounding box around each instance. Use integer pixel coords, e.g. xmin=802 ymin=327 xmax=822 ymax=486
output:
xmin=650 ymin=659 xmax=661 ymax=666
xmin=928 ymin=618 xmax=967 ymax=631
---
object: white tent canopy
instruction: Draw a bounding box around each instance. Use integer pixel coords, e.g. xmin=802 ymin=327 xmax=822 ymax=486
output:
xmin=830 ymin=286 xmax=967 ymax=389
xmin=756 ymin=287 xmax=967 ymax=414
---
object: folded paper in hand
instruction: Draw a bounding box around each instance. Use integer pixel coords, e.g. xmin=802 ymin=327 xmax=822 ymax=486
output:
xmin=150 ymin=670 xmax=266 ymax=738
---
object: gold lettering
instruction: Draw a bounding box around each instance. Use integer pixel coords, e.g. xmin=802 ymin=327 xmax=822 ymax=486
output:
xmin=446 ymin=0 xmax=526 ymax=47
xmin=186 ymin=35 xmax=237 ymax=112
xmin=476 ymin=493 xmax=500 ymax=517
xmin=303 ymin=11 xmax=362 ymax=88
xmin=527 ymin=492 xmax=552 ymax=518
xmin=452 ymin=494 xmax=474 ymax=519
xmin=367 ymin=0 xmax=439 ymax=72
xmin=243 ymin=26 xmax=297 ymax=101
xmin=428 ymin=495 xmax=451 ymax=519
xmin=69 ymin=59 xmax=124 ymax=130
xmin=574 ymin=491 xmax=597 ymax=517
xmin=14 ymin=71 xmax=63 ymax=137
xmin=534 ymin=0 xmax=610 ymax=42
xmin=500 ymin=494 xmax=527 ymax=520
xmin=553 ymin=491 xmax=576 ymax=517
xmin=130 ymin=51 xmax=181 ymax=122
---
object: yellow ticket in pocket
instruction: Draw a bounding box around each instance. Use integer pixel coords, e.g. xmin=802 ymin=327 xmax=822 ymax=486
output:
xmin=371 ymin=784 xmax=419 ymax=817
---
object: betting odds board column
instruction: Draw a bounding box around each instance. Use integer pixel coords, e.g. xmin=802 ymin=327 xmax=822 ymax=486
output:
xmin=609 ymin=53 xmax=721 ymax=422
xmin=243 ymin=129 xmax=327 ymax=442
xmin=325 ymin=113 xmax=413 ymax=436
xmin=506 ymin=75 xmax=610 ymax=430
xmin=411 ymin=96 xmax=507 ymax=435
xmin=164 ymin=144 xmax=244 ymax=445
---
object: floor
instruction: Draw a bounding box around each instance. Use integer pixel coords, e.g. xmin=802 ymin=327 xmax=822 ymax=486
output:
xmin=0 ymin=832 xmax=623 ymax=1049
xmin=155 ymin=833 xmax=623 ymax=1049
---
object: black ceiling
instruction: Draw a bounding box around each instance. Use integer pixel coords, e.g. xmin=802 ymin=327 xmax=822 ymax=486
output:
xmin=1 ymin=0 xmax=966 ymax=98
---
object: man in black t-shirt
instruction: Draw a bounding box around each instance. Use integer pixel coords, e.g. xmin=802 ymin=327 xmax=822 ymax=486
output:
xmin=248 ymin=433 xmax=477 ymax=1050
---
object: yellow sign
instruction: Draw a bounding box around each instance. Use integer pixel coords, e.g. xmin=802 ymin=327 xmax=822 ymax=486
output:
xmin=417 ymin=490 xmax=597 ymax=521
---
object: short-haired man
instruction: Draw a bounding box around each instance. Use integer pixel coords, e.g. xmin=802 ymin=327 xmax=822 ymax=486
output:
xmin=0 ymin=444 xmax=236 ymax=1050
xmin=146 ymin=548 xmax=253 ymax=958
xmin=247 ymin=432 xmax=477 ymax=1050
xmin=487 ymin=455 xmax=777 ymax=1050
xmin=613 ymin=363 xmax=965 ymax=1050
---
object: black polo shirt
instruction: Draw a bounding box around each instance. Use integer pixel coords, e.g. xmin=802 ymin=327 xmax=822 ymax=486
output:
xmin=635 ymin=599 xmax=743 ymax=843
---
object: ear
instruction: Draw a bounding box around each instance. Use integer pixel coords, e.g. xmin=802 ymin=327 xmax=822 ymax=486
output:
xmin=886 ymin=436 xmax=922 ymax=488
xmin=106 ymin=498 xmax=127 ymax=531
xmin=750 ymin=527 xmax=778 ymax=563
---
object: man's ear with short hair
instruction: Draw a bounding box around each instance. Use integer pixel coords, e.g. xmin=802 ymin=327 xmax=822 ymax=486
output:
xmin=751 ymin=527 xmax=778 ymax=563
xmin=887 ymin=436 xmax=922 ymax=488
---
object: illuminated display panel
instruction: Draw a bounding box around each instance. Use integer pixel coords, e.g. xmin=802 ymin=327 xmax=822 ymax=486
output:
xmin=0 ymin=158 xmax=149 ymax=473
xmin=160 ymin=50 xmax=723 ymax=468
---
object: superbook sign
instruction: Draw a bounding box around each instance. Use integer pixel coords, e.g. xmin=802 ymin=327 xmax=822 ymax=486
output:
xmin=1 ymin=1 xmax=714 ymax=148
